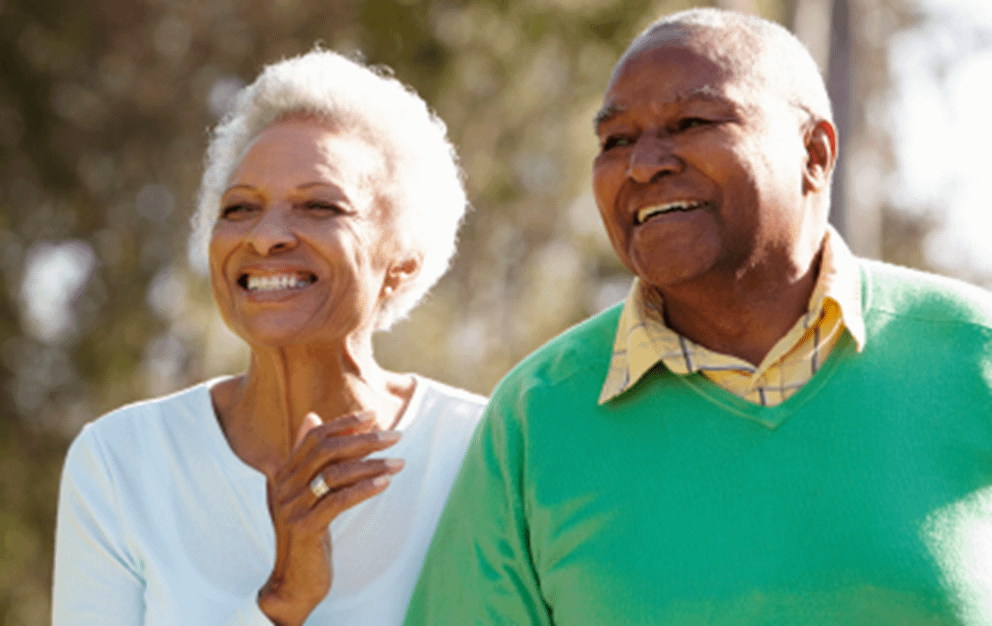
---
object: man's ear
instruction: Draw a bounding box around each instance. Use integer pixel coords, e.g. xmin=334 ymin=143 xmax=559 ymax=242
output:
xmin=802 ymin=119 xmax=838 ymax=193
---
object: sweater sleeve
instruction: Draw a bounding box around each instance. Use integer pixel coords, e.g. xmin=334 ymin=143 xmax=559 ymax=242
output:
xmin=404 ymin=391 xmax=554 ymax=626
xmin=52 ymin=426 xmax=145 ymax=625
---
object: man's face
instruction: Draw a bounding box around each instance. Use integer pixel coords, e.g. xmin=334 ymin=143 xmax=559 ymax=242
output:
xmin=592 ymin=29 xmax=811 ymax=291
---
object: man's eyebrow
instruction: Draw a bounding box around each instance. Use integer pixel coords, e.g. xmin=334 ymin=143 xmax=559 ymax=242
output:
xmin=673 ymin=85 xmax=729 ymax=104
xmin=593 ymin=104 xmax=624 ymax=129
xmin=593 ymin=85 xmax=736 ymax=130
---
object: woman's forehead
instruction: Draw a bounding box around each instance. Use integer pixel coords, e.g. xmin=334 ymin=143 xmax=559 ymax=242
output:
xmin=230 ymin=120 xmax=387 ymax=187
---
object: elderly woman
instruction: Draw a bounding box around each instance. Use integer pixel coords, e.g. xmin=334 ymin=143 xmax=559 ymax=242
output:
xmin=51 ymin=49 xmax=485 ymax=625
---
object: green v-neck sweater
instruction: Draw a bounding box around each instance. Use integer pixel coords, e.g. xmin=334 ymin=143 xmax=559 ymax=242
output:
xmin=406 ymin=261 xmax=992 ymax=626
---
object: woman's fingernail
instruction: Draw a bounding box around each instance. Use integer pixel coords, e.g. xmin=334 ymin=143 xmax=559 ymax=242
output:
xmin=378 ymin=431 xmax=402 ymax=442
xmin=384 ymin=458 xmax=405 ymax=471
xmin=372 ymin=476 xmax=391 ymax=488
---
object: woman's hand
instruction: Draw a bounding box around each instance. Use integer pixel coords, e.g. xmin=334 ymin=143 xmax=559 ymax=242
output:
xmin=258 ymin=411 xmax=404 ymax=626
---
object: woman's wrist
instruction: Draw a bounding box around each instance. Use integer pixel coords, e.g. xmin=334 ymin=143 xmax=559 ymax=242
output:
xmin=257 ymin=580 xmax=317 ymax=626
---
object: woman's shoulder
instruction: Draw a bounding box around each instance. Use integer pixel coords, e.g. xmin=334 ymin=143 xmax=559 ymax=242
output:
xmin=396 ymin=375 xmax=487 ymax=445
xmin=64 ymin=380 xmax=220 ymax=473
xmin=411 ymin=375 xmax=487 ymax=421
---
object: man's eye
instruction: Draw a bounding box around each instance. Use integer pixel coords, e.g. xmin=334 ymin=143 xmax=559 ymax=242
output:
xmin=602 ymin=136 xmax=634 ymax=151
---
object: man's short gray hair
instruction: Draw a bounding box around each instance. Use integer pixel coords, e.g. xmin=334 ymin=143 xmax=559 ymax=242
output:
xmin=191 ymin=48 xmax=467 ymax=330
xmin=632 ymin=8 xmax=834 ymax=125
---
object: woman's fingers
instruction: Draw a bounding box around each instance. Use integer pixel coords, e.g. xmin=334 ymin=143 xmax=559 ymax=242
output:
xmin=294 ymin=412 xmax=324 ymax=448
xmin=274 ymin=430 xmax=402 ymax=505
xmin=287 ymin=430 xmax=400 ymax=493
xmin=302 ymin=472 xmax=399 ymax=534
xmin=275 ymin=457 xmax=404 ymax=526
xmin=276 ymin=411 xmax=377 ymax=483
xmin=314 ymin=456 xmax=404 ymax=495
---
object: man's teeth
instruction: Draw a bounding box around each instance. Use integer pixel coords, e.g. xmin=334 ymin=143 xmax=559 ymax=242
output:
xmin=246 ymin=275 xmax=313 ymax=291
xmin=636 ymin=201 xmax=703 ymax=224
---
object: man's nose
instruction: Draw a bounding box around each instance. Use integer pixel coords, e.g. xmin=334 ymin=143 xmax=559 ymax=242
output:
xmin=626 ymin=135 xmax=684 ymax=184
xmin=246 ymin=207 xmax=298 ymax=255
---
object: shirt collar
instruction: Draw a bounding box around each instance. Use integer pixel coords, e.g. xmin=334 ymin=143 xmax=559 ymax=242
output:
xmin=599 ymin=226 xmax=864 ymax=404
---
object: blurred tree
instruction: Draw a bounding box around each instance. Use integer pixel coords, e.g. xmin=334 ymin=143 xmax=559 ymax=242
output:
xmin=1 ymin=0 xmax=969 ymax=623
xmin=0 ymin=1 xmax=705 ymax=621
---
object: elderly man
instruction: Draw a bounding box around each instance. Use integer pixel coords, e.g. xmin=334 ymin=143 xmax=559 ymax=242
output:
xmin=406 ymin=8 xmax=992 ymax=625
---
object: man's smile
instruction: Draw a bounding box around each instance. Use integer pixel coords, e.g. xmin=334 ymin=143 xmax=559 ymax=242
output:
xmin=634 ymin=200 xmax=709 ymax=225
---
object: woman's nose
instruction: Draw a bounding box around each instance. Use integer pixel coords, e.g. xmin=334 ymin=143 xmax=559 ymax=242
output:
xmin=246 ymin=208 xmax=298 ymax=255
xmin=626 ymin=135 xmax=684 ymax=184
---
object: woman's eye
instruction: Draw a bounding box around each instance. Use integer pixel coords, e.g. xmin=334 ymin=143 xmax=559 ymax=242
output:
xmin=304 ymin=201 xmax=342 ymax=214
xmin=602 ymin=136 xmax=634 ymax=151
xmin=220 ymin=203 xmax=256 ymax=219
xmin=676 ymin=117 xmax=710 ymax=131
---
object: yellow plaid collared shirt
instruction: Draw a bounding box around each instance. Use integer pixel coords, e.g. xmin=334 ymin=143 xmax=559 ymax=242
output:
xmin=599 ymin=227 xmax=866 ymax=407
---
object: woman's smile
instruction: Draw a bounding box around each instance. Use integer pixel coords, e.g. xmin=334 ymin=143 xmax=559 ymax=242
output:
xmin=241 ymin=273 xmax=316 ymax=292
xmin=237 ymin=268 xmax=319 ymax=303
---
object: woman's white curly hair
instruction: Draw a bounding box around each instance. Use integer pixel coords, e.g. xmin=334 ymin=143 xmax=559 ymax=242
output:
xmin=191 ymin=48 xmax=468 ymax=330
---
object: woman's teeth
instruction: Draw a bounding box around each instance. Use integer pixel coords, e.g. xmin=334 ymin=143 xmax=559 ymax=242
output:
xmin=246 ymin=275 xmax=313 ymax=291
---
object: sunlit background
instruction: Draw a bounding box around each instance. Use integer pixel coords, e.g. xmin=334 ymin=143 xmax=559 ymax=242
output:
xmin=0 ymin=0 xmax=990 ymax=622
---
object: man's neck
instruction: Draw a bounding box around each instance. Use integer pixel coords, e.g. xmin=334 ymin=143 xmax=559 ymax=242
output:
xmin=655 ymin=250 xmax=823 ymax=367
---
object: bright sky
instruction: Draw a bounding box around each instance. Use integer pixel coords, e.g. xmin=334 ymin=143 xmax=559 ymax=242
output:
xmin=889 ymin=0 xmax=992 ymax=275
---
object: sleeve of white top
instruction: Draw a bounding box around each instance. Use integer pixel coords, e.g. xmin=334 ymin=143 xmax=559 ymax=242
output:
xmin=53 ymin=425 xmax=279 ymax=626
xmin=51 ymin=426 xmax=145 ymax=625
xmin=223 ymin=599 xmax=278 ymax=626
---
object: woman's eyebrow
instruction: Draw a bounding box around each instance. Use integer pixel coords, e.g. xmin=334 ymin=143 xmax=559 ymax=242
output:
xmin=297 ymin=181 xmax=339 ymax=190
xmin=222 ymin=183 xmax=258 ymax=194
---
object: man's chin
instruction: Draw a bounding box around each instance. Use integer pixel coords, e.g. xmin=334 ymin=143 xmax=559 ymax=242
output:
xmin=627 ymin=224 xmax=722 ymax=289
xmin=630 ymin=249 xmax=716 ymax=291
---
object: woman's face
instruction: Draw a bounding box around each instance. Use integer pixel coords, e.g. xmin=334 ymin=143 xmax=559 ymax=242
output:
xmin=209 ymin=117 xmax=401 ymax=348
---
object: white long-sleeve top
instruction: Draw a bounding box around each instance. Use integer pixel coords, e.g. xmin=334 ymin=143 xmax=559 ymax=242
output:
xmin=52 ymin=375 xmax=485 ymax=625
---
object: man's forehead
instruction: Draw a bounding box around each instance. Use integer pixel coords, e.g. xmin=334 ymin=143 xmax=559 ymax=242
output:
xmin=615 ymin=23 xmax=758 ymax=84
xmin=627 ymin=23 xmax=697 ymax=54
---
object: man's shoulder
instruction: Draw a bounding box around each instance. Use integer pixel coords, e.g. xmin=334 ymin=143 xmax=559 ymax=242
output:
xmin=492 ymin=303 xmax=623 ymax=402
xmin=862 ymin=259 xmax=992 ymax=330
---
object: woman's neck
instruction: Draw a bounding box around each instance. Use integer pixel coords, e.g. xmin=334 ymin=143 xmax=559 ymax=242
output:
xmin=212 ymin=338 xmax=414 ymax=477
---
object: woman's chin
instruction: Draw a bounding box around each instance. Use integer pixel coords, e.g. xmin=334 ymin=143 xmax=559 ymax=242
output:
xmin=232 ymin=318 xmax=359 ymax=352
xmin=233 ymin=322 xmax=318 ymax=350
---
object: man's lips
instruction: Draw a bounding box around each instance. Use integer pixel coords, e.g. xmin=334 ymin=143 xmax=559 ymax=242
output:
xmin=634 ymin=200 xmax=708 ymax=225
xmin=237 ymin=271 xmax=317 ymax=292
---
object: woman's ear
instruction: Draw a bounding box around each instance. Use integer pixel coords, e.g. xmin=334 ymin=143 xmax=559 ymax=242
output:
xmin=802 ymin=118 xmax=838 ymax=194
xmin=381 ymin=256 xmax=421 ymax=299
